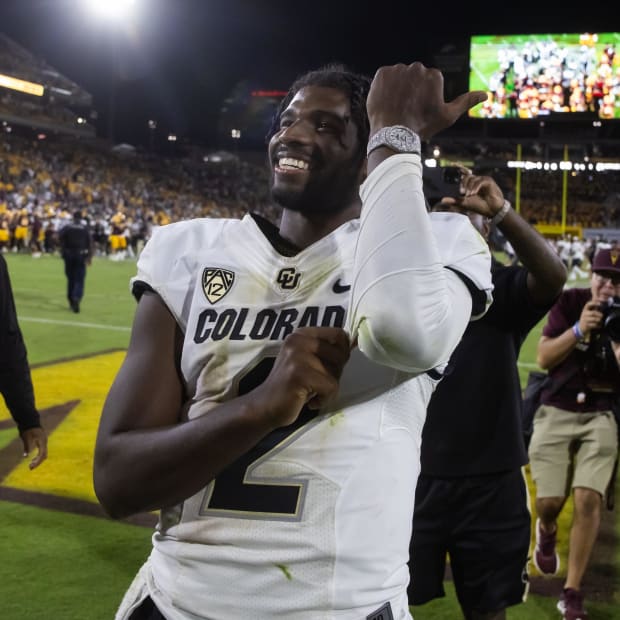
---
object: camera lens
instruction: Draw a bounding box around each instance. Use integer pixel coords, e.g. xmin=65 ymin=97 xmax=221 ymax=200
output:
xmin=603 ymin=296 xmax=620 ymax=342
xmin=605 ymin=312 xmax=620 ymax=342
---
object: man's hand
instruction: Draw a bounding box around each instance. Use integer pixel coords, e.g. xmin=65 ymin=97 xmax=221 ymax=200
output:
xmin=578 ymin=301 xmax=605 ymax=338
xmin=21 ymin=426 xmax=48 ymax=469
xmin=253 ymin=327 xmax=351 ymax=428
xmin=366 ymin=62 xmax=487 ymax=141
xmin=440 ymin=168 xmax=505 ymax=218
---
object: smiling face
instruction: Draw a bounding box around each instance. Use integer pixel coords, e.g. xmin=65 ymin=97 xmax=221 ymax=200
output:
xmin=591 ymin=271 xmax=620 ymax=304
xmin=268 ymin=86 xmax=365 ymax=215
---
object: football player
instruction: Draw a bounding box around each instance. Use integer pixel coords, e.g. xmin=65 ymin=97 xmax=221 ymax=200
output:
xmin=95 ymin=62 xmax=491 ymax=620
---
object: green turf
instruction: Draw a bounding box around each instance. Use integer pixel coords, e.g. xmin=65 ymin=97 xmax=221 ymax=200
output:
xmin=3 ymin=253 xmax=619 ymax=619
xmin=0 ymin=500 xmax=151 ymax=620
xmin=6 ymin=253 xmax=135 ymax=364
xmin=415 ymin=585 xmax=620 ymax=619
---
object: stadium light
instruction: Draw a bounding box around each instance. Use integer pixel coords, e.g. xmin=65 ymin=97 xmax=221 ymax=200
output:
xmin=83 ymin=0 xmax=137 ymax=22
xmin=82 ymin=0 xmax=140 ymax=141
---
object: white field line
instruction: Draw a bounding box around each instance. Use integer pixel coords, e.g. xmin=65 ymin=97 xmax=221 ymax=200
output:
xmin=20 ymin=317 xmax=131 ymax=332
xmin=470 ymin=61 xmax=490 ymax=90
xmin=15 ymin=287 xmax=130 ymax=299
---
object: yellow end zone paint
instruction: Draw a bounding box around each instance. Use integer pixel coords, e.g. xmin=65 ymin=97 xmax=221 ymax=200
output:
xmin=1 ymin=351 xmax=126 ymax=503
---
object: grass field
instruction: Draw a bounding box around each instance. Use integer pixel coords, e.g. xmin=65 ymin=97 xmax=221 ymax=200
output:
xmin=1 ymin=252 xmax=619 ymax=619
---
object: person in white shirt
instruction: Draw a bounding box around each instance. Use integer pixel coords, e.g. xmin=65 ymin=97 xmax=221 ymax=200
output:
xmin=556 ymin=235 xmax=572 ymax=270
xmin=569 ymin=236 xmax=588 ymax=281
xmin=94 ymin=62 xmax=492 ymax=620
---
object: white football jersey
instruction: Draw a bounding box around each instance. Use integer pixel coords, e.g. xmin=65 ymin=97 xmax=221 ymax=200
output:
xmin=117 ymin=211 xmax=490 ymax=620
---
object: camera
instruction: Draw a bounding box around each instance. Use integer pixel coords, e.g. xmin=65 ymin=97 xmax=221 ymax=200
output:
xmin=600 ymin=296 xmax=620 ymax=342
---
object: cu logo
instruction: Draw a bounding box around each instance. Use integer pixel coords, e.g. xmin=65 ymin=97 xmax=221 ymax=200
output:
xmin=276 ymin=267 xmax=301 ymax=290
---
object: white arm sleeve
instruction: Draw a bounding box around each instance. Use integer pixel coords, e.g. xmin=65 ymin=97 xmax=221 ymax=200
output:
xmin=346 ymin=154 xmax=492 ymax=373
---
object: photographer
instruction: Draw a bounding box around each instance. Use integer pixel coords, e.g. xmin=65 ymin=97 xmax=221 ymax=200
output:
xmin=529 ymin=248 xmax=620 ymax=620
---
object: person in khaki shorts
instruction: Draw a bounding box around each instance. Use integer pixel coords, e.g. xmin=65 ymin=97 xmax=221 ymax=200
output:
xmin=529 ymin=248 xmax=620 ymax=620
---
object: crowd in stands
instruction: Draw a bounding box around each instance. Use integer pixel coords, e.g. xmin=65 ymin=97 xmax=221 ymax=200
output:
xmin=0 ymin=34 xmax=75 ymax=96
xmin=0 ymin=132 xmax=618 ymax=260
xmin=0 ymin=133 xmax=277 ymax=257
xmin=0 ymin=34 xmax=95 ymax=136
xmin=492 ymin=168 xmax=620 ymax=228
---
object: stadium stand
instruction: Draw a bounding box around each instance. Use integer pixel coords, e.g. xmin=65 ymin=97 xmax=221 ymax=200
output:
xmin=0 ymin=33 xmax=95 ymax=138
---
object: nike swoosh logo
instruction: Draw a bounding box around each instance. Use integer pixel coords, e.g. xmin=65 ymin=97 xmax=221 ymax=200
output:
xmin=332 ymin=278 xmax=351 ymax=294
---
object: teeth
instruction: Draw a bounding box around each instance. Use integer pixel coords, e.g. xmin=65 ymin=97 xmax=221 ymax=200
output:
xmin=278 ymin=157 xmax=309 ymax=170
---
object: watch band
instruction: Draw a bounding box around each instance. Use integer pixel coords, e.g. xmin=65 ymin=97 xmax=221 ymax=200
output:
xmin=366 ymin=125 xmax=421 ymax=157
xmin=491 ymin=200 xmax=511 ymax=226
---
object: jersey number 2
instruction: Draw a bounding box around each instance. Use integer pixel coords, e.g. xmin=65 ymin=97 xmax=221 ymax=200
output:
xmin=202 ymin=358 xmax=316 ymax=520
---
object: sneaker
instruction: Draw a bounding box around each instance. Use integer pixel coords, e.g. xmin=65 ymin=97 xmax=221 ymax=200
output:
xmin=533 ymin=518 xmax=560 ymax=575
xmin=557 ymin=588 xmax=588 ymax=620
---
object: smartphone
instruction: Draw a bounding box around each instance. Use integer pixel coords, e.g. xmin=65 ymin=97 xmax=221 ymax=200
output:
xmin=442 ymin=166 xmax=461 ymax=185
xmin=422 ymin=166 xmax=462 ymax=205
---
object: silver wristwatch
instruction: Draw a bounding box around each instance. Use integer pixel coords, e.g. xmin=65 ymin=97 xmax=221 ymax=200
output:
xmin=367 ymin=125 xmax=421 ymax=156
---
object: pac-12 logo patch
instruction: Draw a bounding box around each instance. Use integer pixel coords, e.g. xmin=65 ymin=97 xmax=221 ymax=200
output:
xmin=202 ymin=268 xmax=234 ymax=304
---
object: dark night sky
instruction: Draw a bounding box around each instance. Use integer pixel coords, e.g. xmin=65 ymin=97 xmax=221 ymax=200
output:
xmin=0 ymin=0 xmax=611 ymax=146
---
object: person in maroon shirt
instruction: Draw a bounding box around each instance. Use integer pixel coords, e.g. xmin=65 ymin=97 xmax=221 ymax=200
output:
xmin=529 ymin=248 xmax=620 ymax=620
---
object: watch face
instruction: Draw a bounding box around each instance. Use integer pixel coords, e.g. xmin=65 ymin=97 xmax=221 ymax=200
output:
xmin=367 ymin=125 xmax=419 ymax=156
xmin=388 ymin=126 xmax=414 ymax=151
